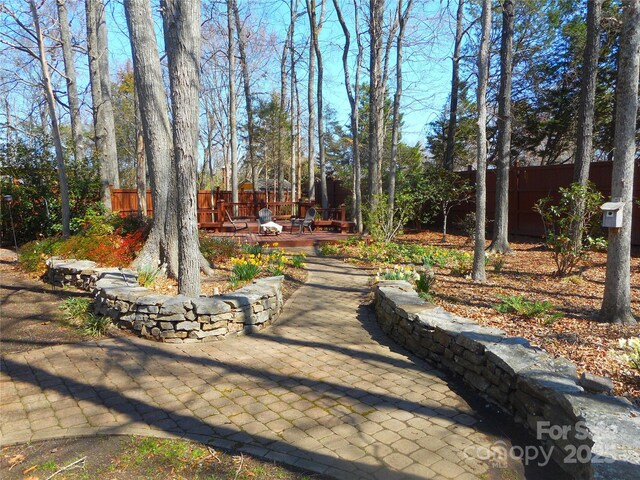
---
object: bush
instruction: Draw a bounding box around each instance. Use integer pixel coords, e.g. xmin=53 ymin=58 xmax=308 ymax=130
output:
xmin=18 ymin=237 xmax=64 ymax=273
xmin=534 ymin=182 xmax=603 ymax=276
xmin=200 ymin=236 xmax=241 ymax=263
xmin=290 ymin=253 xmax=306 ymax=269
xmin=493 ymin=295 xmax=561 ymax=323
xmin=60 ymin=297 xmax=92 ymax=325
xmin=82 ymin=314 xmax=112 ymax=336
xmin=365 ymin=193 xmax=416 ymax=243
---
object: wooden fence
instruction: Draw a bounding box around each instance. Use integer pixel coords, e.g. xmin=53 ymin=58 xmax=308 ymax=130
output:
xmin=451 ymin=160 xmax=640 ymax=245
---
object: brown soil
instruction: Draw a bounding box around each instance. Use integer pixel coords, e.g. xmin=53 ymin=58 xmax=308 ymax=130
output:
xmin=0 ymin=436 xmax=324 ymax=480
xmin=397 ymin=230 xmax=640 ymax=404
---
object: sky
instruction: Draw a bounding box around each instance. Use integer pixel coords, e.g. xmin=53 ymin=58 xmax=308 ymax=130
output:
xmin=101 ymin=0 xmax=458 ymax=148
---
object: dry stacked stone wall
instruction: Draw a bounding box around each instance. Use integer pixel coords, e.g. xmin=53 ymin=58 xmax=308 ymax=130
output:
xmin=45 ymin=257 xmax=283 ymax=343
xmin=375 ymin=280 xmax=640 ymax=480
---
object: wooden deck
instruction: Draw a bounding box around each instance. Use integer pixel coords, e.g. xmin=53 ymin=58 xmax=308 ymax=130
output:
xmin=202 ymin=223 xmax=356 ymax=247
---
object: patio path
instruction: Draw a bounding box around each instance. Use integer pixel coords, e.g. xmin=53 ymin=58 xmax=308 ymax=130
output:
xmin=0 ymin=255 xmax=524 ymax=479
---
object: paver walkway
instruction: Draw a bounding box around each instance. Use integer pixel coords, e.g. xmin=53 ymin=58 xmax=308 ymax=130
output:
xmin=0 ymin=256 xmax=524 ymax=479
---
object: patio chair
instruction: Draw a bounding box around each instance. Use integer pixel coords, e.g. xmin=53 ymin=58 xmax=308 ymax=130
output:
xmin=224 ymin=209 xmax=249 ymax=235
xmin=291 ymin=207 xmax=316 ymax=234
xmin=258 ymin=208 xmax=282 ymax=235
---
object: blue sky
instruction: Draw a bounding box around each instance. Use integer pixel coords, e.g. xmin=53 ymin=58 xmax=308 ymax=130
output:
xmin=102 ymin=0 xmax=457 ymax=147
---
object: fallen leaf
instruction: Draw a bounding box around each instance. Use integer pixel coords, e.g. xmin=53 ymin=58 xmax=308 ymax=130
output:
xmin=8 ymin=453 xmax=25 ymax=465
xmin=23 ymin=465 xmax=37 ymax=474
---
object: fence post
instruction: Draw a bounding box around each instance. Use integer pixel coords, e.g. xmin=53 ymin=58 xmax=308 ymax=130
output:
xmin=340 ymin=204 xmax=346 ymax=221
xmin=217 ymin=199 xmax=225 ymax=223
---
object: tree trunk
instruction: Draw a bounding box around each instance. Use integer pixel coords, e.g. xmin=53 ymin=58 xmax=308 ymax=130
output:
xmin=162 ymin=0 xmax=202 ymax=297
xmin=96 ymin=0 xmax=119 ymax=188
xmin=134 ymin=84 xmax=147 ymax=215
xmin=472 ymin=0 xmax=491 ymax=283
xmin=332 ymin=0 xmax=363 ymax=233
xmin=388 ymin=0 xmax=414 ymax=229
xmin=313 ymin=0 xmax=328 ymax=210
xmin=123 ymin=0 xmax=176 ymax=274
xmin=30 ymin=0 xmax=70 ymax=237
xmin=488 ymin=0 xmax=515 ymax=255
xmin=444 ymin=0 xmax=464 ymax=171
xmin=86 ymin=0 xmax=118 ymax=210
xmin=598 ymin=0 xmax=639 ymax=325
xmin=290 ymin=0 xmax=298 ymax=203
xmin=232 ymin=0 xmax=258 ymax=192
xmin=571 ymin=0 xmax=603 ymax=251
xmin=306 ymin=0 xmax=316 ymax=201
xmin=227 ymin=0 xmax=239 ymax=210
xmin=368 ymin=0 xmax=384 ymax=208
xmin=55 ymin=0 xmax=83 ymax=164
xmin=278 ymin=24 xmax=290 ymax=203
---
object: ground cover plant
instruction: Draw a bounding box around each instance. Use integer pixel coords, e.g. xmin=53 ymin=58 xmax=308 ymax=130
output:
xmin=322 ymin=230 xmax=640 ymax=404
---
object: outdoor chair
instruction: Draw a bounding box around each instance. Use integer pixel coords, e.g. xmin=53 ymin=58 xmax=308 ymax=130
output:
xmin=258 ymin=208 xmax=282 ymax=235
xmin=291 ymin=207 xmax=316 ymax=234
xmin=224 ymin=210 xmax=249 ymax=235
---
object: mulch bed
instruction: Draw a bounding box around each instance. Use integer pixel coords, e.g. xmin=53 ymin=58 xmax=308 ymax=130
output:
xmin=396 ymin=230 xmax=640 ymax=405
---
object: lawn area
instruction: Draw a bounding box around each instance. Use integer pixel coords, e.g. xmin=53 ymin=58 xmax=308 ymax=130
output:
xmin=321 ymin=230 xmax=640 ymax=405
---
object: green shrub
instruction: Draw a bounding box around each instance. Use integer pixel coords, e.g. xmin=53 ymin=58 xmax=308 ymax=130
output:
xmin=416 ymin=270 xmax=436 ymax=301
xmin=60 ymin=297 xmax=92 ymax=325
xmin=266 ymin=264 xmax=285 ymax=276
xmin=230 ymin=257 xmax=261 ymax=282
xmin=450 ymin=253 xmax=473 ymax=276
xmin=319 ymin=243 xmax=340 ymax=256
xmin=534 ymin=182 xmax=603 ymax=276
xmin=491 ymin=254 xmax=507 ymax=273
xmin=493 ymin=295 xmax=561 ymax=323
xmin=616 ymin=338 xmax=640 ymax=372
xmin=18 ymin=237 xmax=64 ymax=272
xmin=82 ymin=314 xmax=112 ymax=336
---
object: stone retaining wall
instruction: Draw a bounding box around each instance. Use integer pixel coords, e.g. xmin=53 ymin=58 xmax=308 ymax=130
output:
xmin=375 ymin=280 xmax=640 ymax=480
xmin=45 ymin=258 xmax=284 ymax=343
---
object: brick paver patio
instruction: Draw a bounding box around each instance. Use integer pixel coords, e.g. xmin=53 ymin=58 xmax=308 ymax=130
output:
xmin=0 ymin=255 xmax=524 ymax=479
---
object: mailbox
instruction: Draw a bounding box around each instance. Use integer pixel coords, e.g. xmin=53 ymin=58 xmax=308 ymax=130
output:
xmin=600 ymin=202 xmax=625 ymax=228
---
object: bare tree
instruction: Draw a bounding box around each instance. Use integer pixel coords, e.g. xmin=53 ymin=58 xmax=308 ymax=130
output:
xmin=28 ymin=0 xmax=71 ymax=237
xmin=313 ymin=0 xmax=328 ymax=209
xmin=368 ymin=0 xmax=384 ymax=207
xmin=227 ymin=0 xmax=239 ymax=208
xmin=488 ymin=0 xmax=514 ymax=254
xmin=55 ymin=0 xmax=83 ymax=164
xmin=232 ymin=0 xmax=257 ymax=191
xmin=133 ymin=83 xmax=147 ymax=215
xmin=306 ymin=1 xmax=316 ymax=201
xmin=444 ymin=0 xmax=465 ymax=171
xmin=387 ymin=0 xmax=414 ymax=226
xmin=290 ymin=0 xmax=298 ymax=202
xmin=570 ymin=0 xmax=603 ymax=251
xmin=162 ymin=0 xmax=203 ymax=296
xmin=332 ymin=0 xmax=363 ymax=232
xmin=599 ymin=0 xmax=639 ymax=325
xmin=472 ymin=0 xmax=492 ymax=283
xmin=86 ymin=0 xmax=119 ymax=210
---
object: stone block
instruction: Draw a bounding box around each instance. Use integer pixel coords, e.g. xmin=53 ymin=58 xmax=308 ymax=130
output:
xmin=159 ymin=295 xmax=192 ymax=315
xmin=579 ymin=372 xmax=614 ymax=394
xmin=175 ymin=321 xmax=199 ymax=331
xmin=192 ymin=297 xmax=231 ymax=315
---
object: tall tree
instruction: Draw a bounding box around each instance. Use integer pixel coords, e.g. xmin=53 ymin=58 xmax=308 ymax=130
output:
xmin=307 ymin=2 xmax=316 ymax=201
xmin=387 ymin=0 xmax=414 ymax=226
xmin=123 ymin=0 xmax=177 ymax=274
xmin=332 ymin=0 xmax=363 ymax=233
xmin=488 ymin=0 xmax=515 ymax=254
xmin=290 ymin=0 xmax=298 ymax=202
xmin=599 ymin=0 xmax=639 ymax=325
xmin=162 ymin=0 xmax=202 ymax=296
xmin=134 ymin=83 xmax=147 ymax=215
xmin=227 ymin=0 xmax=238 ymax=208
xmin=232 ymin=0 xmax=258 ymax=192
xmin=444 ymin=0 xmax=465 ymax=171
xmin=570 ymin=0 xmax=603 ymax=251
xmin=472 ymin=0 xmax=492 ymax=283
xmin=29 ymin=0 xmax=70 ymax=237
xmin=86 ymin=0 xmax=119 ymax=210
xmin=368 ymin=0 xmax=384 ymax=207
xmin=55 ymin=0 xmax=83 ymax=164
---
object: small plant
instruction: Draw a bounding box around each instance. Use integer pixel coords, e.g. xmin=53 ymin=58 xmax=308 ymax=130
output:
xmin=290 ymin=253 xmax=306 ymax=269
xmin=616 ymin=338 xmax=640 ymax=372
xmin=137 ymin=264 xmax=163 ymax=288
xmin=415 ymin=270 xmax=436 ymax=301
xmin=491 ymin=254 xmax=507 ymax=273
xmin=199 ymin=236 xmax=241 ymax=263
xmin=60 ymin=297 xmax=92 ymax=325
xmin=242 ymin=243 xmax=263 ymax=256
xmin=82 ymin=313 xmax=112 ymax=336
xmin=266 ymin=264 xmax=285 ymax=276
xmin=375 ymin=265 xmax=421 ymax=282
xmin=493 ymin=295 xmax=561 ymax=323
xmin=230 ymin=256 xmax=261 ymax=282
xmin=450 ymin=253 xmax=473 ymax=276
xmin=319 ymin=243 xmax=340 ymax=256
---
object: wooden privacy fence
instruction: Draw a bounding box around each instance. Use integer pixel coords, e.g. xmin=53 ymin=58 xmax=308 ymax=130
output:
xmin=450 ymin=160 xmax=640 ymax=245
